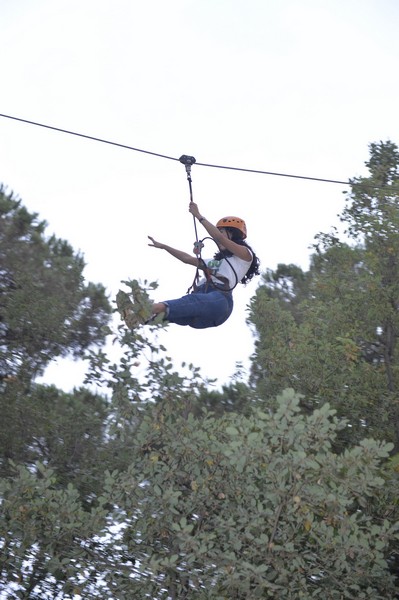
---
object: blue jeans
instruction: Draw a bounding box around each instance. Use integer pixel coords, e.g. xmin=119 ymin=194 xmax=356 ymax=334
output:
xmin=164 ymin=283 xmax=234 ymax=329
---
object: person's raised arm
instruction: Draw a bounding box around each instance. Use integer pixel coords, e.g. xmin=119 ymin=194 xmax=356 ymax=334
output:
xmin=189 ymin=202 xmax=252 ymax=261
xmin=148 ymin=236 xmax=199 ymax=267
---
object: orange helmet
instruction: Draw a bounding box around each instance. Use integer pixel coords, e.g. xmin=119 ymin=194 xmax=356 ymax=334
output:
xmin=216 ymin=216 xmax=247 ymax=239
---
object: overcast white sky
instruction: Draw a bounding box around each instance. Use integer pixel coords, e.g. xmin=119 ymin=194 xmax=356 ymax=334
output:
xmin=1 ymin=0 xmax=399 ymax=390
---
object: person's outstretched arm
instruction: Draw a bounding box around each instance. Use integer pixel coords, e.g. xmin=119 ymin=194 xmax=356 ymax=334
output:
xmin=148 ymin=236 xmax=200 ymax=267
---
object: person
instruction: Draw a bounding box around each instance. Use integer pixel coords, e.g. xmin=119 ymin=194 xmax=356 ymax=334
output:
xmin=116 ymin=201 xmax=260 ymax=330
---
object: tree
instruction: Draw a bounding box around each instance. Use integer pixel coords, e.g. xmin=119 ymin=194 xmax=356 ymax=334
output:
xmin=0 ymin=384 xmax=113 ymax=496
xmin=0 ymin=462 xmax=111 ymax=599
xmin=2 ymin=381 xmax=397 ymax=598
xmin=249 ymin=141 xmax=399 ymax=450
xmin=0 ymin=184 xmax=116 ymax=595
xmin=0 ymin=185 xmax=111 ymax=382
xmin=102 ymin=388 xmax=398 ymax=599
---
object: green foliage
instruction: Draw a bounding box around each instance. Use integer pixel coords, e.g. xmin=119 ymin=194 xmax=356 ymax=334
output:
xmin=0 ymin=185 xmax=112 ymax=381
xmin=249 ymin=141 xmax=399 ymax=449
xmin=71 ymin=387 xmax=399 ymax=599
xmin=194 ymin=379 xmax=256 ymax=415
xmin=4 ymin=381 xmax=396 ymax=598
xmin=0 ymin=184 xmax=116 ymax=596
xmin=0 ymin=462 xmax=111 ymax=599
xmin=0 ymin=384 xmax=111 ymax=497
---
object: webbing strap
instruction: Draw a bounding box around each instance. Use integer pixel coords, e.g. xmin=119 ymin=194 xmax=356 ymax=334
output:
xmin=179 ymin=154 xmax=199 ymax=250
xmin=179 ymin=155 xmax=203 ymax=293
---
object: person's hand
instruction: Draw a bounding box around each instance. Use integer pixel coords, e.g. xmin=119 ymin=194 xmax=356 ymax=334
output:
xmin=148 ymin=236 xmax=164 ymax=249
xmin=189 ymin=202 xmax=201 ymax=220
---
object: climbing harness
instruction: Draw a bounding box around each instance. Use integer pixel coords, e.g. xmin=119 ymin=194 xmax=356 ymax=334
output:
xmin=179 ymin=154 xmax=240 ymax=294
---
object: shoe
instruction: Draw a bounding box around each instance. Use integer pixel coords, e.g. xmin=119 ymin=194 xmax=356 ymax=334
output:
xmin=116 ymin=290 xmax=139 ymax=328
xmin=116 ymin=289 xmax=153 ymax=329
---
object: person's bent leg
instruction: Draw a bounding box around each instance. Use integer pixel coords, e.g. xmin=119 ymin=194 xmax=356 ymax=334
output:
xmin=152 ymin=302 xmax=167 ymax=317
xmin=164 ymin=290 xmax=233 ymax=328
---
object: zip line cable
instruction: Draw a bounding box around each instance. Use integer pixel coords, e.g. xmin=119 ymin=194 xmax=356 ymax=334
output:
xmin=195 ymin=161 xmax=349 ymax=185
xmin=0 ymin=113 xmax=177 ymax=163
xmin=0 ymin=112 xmax=352 ymax=187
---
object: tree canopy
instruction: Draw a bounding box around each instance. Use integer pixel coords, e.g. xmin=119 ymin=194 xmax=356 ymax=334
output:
xmin=0 ymin=185 xmax=111 ymax=382
xmin=249 ymin=141 xmax=399 ymax=451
